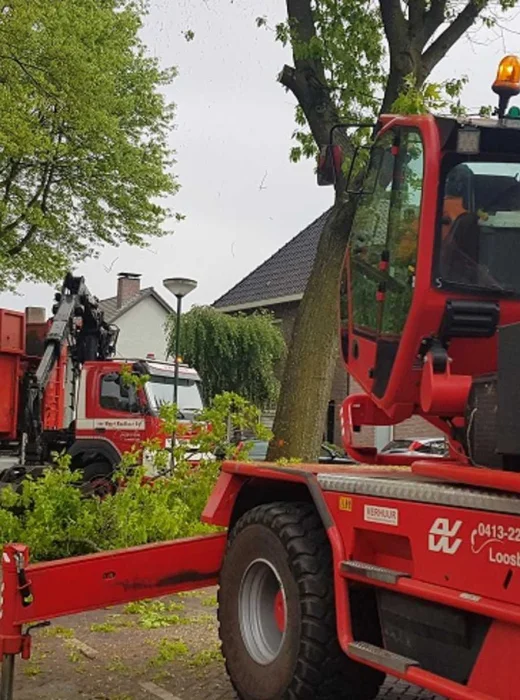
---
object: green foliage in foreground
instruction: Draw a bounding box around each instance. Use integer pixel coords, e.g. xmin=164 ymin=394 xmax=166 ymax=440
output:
xmin=0 ymin=392 xmax=269 ymax=561
xmin=0 ymin=459 xmax=220 ymax=562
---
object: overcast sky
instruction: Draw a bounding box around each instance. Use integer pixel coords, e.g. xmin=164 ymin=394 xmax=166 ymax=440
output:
xmin=0 ymin=1 xmax=519 ymax=314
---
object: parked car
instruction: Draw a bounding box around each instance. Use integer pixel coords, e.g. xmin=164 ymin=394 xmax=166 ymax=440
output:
xmin=247 ymin=440 xmax=355 ymax=464
xmin=380 ymin=437 xmax=448 ymax=458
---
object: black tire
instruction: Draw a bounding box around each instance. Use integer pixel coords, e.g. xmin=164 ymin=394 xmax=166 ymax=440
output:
xmin=81 ymin=461 xmax=116 ymax=498
xmin=218 ymin=501 xmax=384 ymax=700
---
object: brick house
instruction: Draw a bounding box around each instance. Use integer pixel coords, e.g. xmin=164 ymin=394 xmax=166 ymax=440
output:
xmin=213 ymin=211 xmax=441 ymax=450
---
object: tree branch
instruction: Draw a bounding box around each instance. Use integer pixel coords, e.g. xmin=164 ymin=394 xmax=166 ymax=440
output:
xmin=1 ymin=159 xmax=20 ymax=205
xmin=379 ymin=0 xmax=408 ymax=50
xmin=7 ymin=161 xmax=55 ymax=255
xmin=279 ymin=64 xmax=337 ymax=149
xmin=279 ymin=0 xmax=354 ymax=183
xmin=0 ymin=53 xmax=57 ymax=100
xmin=408 ymin=0 xmax=427 ymax=48
xmin=422 ymin=0 xmax=489 ymax=76
xmin=280 ymin=0 xmax=342 ymax=145
xmin=0 ymin=175 xmax=47 ymax=236
xmin=423 ymin=0 xmax=448 ymax=40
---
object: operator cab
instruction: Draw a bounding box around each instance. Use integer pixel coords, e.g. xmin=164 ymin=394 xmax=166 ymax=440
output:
xmin=324 ymin=55 xmax=520 ymax=468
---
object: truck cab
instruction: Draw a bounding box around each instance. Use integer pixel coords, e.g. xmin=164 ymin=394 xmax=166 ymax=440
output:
xmin=71 ymin=358 xmax=205 ymax=482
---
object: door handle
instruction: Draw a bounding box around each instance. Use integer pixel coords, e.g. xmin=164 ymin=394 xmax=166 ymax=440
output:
xmin=95 ymin=427 xmax=106 ymax=434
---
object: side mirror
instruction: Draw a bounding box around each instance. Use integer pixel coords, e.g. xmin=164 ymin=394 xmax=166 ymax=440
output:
xmin=317 ymin=145 xmax=343 ymax=186
xmin=346 ymin=145 xmax=383 ymax=195
xmin=318 ymin=122 xmax=377 ymax=189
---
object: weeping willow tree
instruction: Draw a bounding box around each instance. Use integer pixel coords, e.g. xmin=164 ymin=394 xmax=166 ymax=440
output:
xmin=166 ymin=306 xmax=286 ymax=406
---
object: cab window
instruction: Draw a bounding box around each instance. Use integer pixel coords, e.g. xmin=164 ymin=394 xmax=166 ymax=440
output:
xmin=439 ymin=159 xmax=520 ymax=294
xmin=100 ymin=373 xmax=141 ymax=413
xmin=350 ymin=131 xmax=395 ymax=333
xmin=382 ymin=130 xmax=424 ymax=334
xmin=349 ymin=128 xmax=424 ymax=336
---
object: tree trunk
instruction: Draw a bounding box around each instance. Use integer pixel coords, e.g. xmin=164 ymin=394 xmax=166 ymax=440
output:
xmin=267 ymin=197 xmax=356 ymax=461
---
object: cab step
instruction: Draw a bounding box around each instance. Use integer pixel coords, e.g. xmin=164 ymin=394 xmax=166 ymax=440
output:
xmin=348 ymin=641 xmax=419 ymax=674
xmin=340 ymin=560 xmax=410 ymax=584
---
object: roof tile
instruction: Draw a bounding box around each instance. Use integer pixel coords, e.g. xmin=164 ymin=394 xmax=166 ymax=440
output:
xmin=213 ymin=209 xmax=330 ymax=309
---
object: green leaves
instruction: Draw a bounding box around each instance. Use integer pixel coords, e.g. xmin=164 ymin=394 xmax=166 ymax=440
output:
xmin=0 ymin=0 xmax=178 ymax=289
xmin=0 ymin=392 xmax=269 ymax=561
xmin=166 ymin=307 xmax=286 ymax=407
xmin=391 ymin=74 xmax=469 ymax=116
xmin=279 ymin=0 xmax=385 ymax=163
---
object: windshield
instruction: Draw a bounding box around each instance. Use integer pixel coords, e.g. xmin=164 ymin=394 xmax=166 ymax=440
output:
xmin=147 ymin=375 xmax=204 ymax=417
xmin=438 ymin=159 xmax=520 ymax=294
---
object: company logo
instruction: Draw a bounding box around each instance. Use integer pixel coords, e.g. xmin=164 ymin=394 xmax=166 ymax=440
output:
xmin=428 ymin=518 xmax=463 ymax=555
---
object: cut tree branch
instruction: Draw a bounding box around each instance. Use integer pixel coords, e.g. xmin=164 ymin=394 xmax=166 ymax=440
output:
xmin=280 ymin=0 xmax=349 ymax=159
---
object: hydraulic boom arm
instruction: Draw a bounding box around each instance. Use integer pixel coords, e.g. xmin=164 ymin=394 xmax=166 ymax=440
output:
xmin=22 ymin=273 xmax=119 ymax=462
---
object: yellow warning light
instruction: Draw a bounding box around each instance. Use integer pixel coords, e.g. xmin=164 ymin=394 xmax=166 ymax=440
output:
xmin=492 ymin=55 xmax=520 ymax=96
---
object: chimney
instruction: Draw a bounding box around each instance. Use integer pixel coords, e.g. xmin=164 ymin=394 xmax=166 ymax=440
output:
xmin=117 ymin=272 xmax=141 ymax=309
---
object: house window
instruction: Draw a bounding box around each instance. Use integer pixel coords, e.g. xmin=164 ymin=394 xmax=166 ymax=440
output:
xmin=100 ymin=373 xmax=140 ymax=413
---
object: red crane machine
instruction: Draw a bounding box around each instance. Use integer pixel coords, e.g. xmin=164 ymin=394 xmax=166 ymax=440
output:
xmin=2 ymin=56 xmax=520 ymax=700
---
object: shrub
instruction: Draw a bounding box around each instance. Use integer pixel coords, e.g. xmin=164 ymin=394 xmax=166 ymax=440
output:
xmin=0 ymin=392 xmax=269 ymax=561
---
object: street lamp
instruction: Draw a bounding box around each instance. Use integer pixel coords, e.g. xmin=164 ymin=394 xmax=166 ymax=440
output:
xmin=163 ymin=277 xmax=197 ymax=406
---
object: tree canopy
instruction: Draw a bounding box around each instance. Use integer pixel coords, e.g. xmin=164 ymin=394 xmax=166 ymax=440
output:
xmin=166 ymin=306 xmax=286 ymax=407
xmin=0 ymin=0 xmax=178 ymax=289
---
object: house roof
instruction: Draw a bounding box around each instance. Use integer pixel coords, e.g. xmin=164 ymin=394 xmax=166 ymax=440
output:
xmin=213 ymin=209 xmax=330 ymax=312
xmin=98 ymin=287 xmax=174 ymax=323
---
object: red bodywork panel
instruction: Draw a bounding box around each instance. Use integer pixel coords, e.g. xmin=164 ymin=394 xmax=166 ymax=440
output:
xmin=0 ymin=310 xmax=24 ymax=440
xmin=201 ymin=461 xmax=520 ymax=699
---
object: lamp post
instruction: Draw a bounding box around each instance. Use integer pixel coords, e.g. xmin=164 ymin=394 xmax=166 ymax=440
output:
xmin=162 ymin=277 xmax=197 ymax=407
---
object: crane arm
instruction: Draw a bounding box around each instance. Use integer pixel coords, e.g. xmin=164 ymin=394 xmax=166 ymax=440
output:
xmin=22 ymin=273 xmax=119 ymax=463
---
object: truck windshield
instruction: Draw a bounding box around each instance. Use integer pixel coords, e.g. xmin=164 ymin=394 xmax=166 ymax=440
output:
xmin=438 ymin=159 xmax=520 ymax=295
xmin=147 ymin=376 xmax=204 ymax=416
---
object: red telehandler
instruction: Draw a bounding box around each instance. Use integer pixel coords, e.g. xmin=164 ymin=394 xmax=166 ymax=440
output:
xmin=3 ymin=56 xmax=520 ymax=700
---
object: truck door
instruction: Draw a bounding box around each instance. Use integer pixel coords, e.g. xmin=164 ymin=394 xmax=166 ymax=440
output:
xmin=93 ymin=370 xmax=147 ymax=452
xmin=346 ymin=126 xmax=425 ymax=398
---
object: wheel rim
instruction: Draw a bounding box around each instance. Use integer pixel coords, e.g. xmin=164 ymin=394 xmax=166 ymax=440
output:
xmin=83 ymin=477 xmax=114 ymax=499
xmin=238 ymin=558 xmax=287 ymax=665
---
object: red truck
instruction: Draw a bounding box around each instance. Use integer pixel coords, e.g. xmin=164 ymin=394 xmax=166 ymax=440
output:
xmin=0 ymin=274 xmax=204 ymax=493
xmin=3 ymin=55 xmax=520 ymax=700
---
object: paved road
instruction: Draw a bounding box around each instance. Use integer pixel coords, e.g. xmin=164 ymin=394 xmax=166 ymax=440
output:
xmin=12 ymin=588 xmax=445 ymax=700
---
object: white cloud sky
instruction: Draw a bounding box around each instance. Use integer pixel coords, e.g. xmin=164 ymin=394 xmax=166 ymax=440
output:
xmin=0 ymin=1 xmax=519 ymax=314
